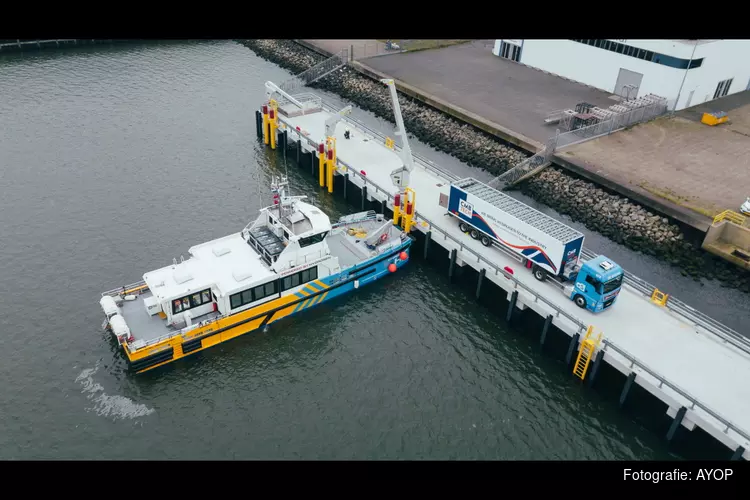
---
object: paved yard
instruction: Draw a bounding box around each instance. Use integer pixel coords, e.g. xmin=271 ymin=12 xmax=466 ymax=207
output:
xmin=361 ymin=41 xmax=616 ymax=144
xmin=559 ymin=91 xmax=750 ymax=218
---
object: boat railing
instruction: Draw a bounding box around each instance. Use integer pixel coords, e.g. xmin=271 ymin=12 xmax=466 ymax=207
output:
xmin=101 ymin=280 xmax=148 ymax=298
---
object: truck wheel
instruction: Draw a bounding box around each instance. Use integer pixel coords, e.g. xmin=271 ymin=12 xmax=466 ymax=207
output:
xmin=470 ymin=229 xmax=480 ymax=240
xmin=459 ymin=222 xmax=468 ymax=233
xmin=574 ymin=295 xmax=587 ymax=309
xmin=480 ymin=235 xmax=491 ymax=247
xmin=532 ymin=266 xmax=546 ymax=282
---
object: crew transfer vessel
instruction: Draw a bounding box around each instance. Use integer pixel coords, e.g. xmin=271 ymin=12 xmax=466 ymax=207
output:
xmin=99 ymin=177 xmax=412 ymax=374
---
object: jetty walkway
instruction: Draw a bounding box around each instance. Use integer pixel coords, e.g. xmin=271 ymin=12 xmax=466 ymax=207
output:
xmin=257 ymin=87 xmax=750 ymax=459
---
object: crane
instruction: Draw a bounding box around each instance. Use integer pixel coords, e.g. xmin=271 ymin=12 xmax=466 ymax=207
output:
xmin=381 ymin=78 xmax=416 ymax=191
xmin=325 ymin=105 xmax=352 ymax=138
xmin=381 ymin=78 xmax=417 ymax=233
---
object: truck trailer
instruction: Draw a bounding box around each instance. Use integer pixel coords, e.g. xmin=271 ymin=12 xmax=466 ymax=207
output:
xmin=442 ymin=178 xmax=624 ymax=313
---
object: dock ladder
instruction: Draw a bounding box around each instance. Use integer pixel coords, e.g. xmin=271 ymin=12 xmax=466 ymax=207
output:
xmin=573 ymin=326 xmax=603 ymax=381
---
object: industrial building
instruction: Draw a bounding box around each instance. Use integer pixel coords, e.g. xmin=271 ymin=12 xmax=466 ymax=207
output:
xmin=493 ymin=40 xmax=750 ymax=111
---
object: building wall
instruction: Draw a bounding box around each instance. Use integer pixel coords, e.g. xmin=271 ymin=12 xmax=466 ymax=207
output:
xmin=506 ymin=40 xmax=750 ymax=111
xmin=680 ymin=40 xmax=750 ymax=109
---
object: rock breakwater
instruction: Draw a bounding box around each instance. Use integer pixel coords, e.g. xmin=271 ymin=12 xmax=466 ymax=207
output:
xmin=241 ymin=39 xmax=750 ymax=294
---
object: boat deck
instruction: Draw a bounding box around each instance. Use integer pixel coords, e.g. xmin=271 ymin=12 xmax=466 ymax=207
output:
xmin=276 ymin=103 xmax=750 ymax=456
xmin=118 ymin=290 xmax=220 ymax=344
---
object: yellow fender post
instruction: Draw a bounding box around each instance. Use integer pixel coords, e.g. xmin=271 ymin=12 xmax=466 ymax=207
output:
xmin=327 ymin=137 xmax=335 ymax=194
xmin=318 ymin=143 xmax=326 ymax=188
xmin=393 ymin=192 xmax=402 ymax=226
xmin=403 ymin=187 xmax=416 ymax=233
xmin=262 ymin=104 xmax=270 ymax=145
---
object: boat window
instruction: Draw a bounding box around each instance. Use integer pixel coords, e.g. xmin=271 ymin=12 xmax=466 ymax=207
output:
xmin=230 ymin=294 xmax=242 ymax=309
xmin=191 ymin=293 xmax=202 ymax=308
xmin=281 ymin=266 xmax=319 ymax=291
xmin=298 ymin=231 xmax=328 ymax=248
xmin=283 ymin=230 xmax=290 ymax=241
xmin=172 ymin=287 xmax=212 ymax=315
xmin=230 ymin=280 xmax=280 ymax=310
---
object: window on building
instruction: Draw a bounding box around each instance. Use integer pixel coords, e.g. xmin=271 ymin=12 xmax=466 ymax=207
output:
xmin=568 ymin=40 xmax=704 ymax=71
xmin=714 ymin=78 xmax=733 ymax=99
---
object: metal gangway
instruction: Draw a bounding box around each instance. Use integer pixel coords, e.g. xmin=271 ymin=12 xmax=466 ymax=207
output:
xmin=276 ymin=49 xmax=349 ymax=97
xmin=487 ymin=132 xmax=559 ymax=190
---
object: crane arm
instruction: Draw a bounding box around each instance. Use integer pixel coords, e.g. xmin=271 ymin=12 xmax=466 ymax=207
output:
xmin=381 ymin=79 xmax=416 ymax=174
xmin=264 ymin=81 xmax=304 ymax=108
xmin=325 ymin=105 xmax=353 ymax=138
xmin=381 ymin=79 xmax=415 ymax=191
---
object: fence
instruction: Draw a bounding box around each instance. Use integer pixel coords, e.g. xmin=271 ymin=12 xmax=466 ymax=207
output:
xmin=555 ymin=99 xmax=668 ymax=151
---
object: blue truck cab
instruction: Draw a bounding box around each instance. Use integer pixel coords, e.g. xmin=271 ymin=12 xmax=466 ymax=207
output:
xmin=568 ymin=255 xmax=624 ymax=313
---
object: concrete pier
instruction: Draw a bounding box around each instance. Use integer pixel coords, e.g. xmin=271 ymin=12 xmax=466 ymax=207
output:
xmin=264 ymin=95 xmax=750 ymax=459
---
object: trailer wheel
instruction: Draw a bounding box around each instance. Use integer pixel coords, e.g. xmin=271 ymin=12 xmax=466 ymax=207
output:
xmin=480 ymin=235 xmax=491 ymax=247
xmin=470 ymin=229 xmax=480 ymax=240
xmin=533 ymin=267 xmax=548 ymax=282
xmin=459 ymin=222 xmax=468 ymax=233
xmin=574 ymin=294 xmax=587 ymax=309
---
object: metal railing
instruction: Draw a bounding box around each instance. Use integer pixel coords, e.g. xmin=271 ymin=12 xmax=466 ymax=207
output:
xmin=487 ymin=133 xmax=557 ymax=188
xmin=278 ymin=49 xmax=348 ymax=96
xmin=601 ymin=339 xmax=750 ymax=444
xmin=555 ymin=99 xmax=668 ymax=151
xmin=712 ymin=210 xmax=746 ymax=227
xmin=276 ymin=92 xmax=322 ymax=113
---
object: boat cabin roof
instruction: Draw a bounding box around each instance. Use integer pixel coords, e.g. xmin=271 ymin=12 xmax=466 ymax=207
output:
xmin=143 ymin=232 xmax=276 ymax=302
xmin=267 ymin=200 xmax=331 ymax=238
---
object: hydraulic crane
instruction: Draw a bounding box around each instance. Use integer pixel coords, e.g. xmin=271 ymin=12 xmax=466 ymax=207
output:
xmin=381 ymin=78 xmax=416 ymax=233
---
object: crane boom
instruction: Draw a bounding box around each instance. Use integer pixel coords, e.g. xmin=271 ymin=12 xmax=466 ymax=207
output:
xmin=264 ymin=81 xmax=304 ymax=109
xmin=325 ymin=105 xmax=352 ymax=138
xmin=381 ymin=79 xmax=415 ymax=190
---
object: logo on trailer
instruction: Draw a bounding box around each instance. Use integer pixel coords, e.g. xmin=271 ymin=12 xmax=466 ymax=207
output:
xmin=458 ymin=199 xmax=473 ymax=218
xmin=576 ymin=282 xmax=586 ymax=292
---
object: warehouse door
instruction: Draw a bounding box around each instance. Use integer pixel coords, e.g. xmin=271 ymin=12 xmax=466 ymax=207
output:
xmin=614 ymin=68 xmax=643 ymax=99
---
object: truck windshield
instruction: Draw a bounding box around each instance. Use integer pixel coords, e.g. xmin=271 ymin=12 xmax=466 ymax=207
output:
xmin=602 ymin=274 xmax=623 ymax=294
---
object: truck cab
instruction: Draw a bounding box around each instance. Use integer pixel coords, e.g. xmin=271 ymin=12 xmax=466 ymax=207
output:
xmin=567 ymin=255 xmax=624 ymax=313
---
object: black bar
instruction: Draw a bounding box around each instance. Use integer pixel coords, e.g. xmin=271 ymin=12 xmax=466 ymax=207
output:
xmin=506 ymin=290 xmax=518 ymax=322
xmin=587 ymin=349 xmax=605 ymax=387
xmin=540 ymin=315 xmax=552 ymax=349
xmin=731 ymin=446 xmax=746 ymax=461
xmin=475 ymin=268 xmax=486 ymax=300
xmin=255 ymin=110 xmax=262 ymax=139
xmin=619 ymin=372 xmax=636 ymax=408
xmin=565 ymin=332 xmax=580 ymax=365
xmin=361 ymin=185 xmax=367 ymax=211
xmin=667 ymin=406 xmax=687 ymax=442
xmin=448 ymin=248 xmax=457 ymax=282
xmin=296 ymin=138 xmax=300 ymax=163
xmin=423 ymin=230 xmax=431 ymax=260
xmin=344 ymin=173 xmax=348 ymax=200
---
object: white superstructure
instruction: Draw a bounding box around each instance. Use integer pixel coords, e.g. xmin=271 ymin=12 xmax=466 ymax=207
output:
xmin=493 ymin=39 xmax=750 ymax=110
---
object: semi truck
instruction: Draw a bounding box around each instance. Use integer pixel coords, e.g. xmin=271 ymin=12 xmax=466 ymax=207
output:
xmin=442 ymin=178 xmax=624 ymax=313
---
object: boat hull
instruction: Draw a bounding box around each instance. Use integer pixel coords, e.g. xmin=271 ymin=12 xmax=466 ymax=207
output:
xmin=124 ymin=238 xmax=413 ymax=374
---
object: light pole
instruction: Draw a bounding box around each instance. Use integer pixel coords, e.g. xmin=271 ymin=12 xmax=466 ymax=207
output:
xmin=673 ymin=40 xmax=698 ymax=112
